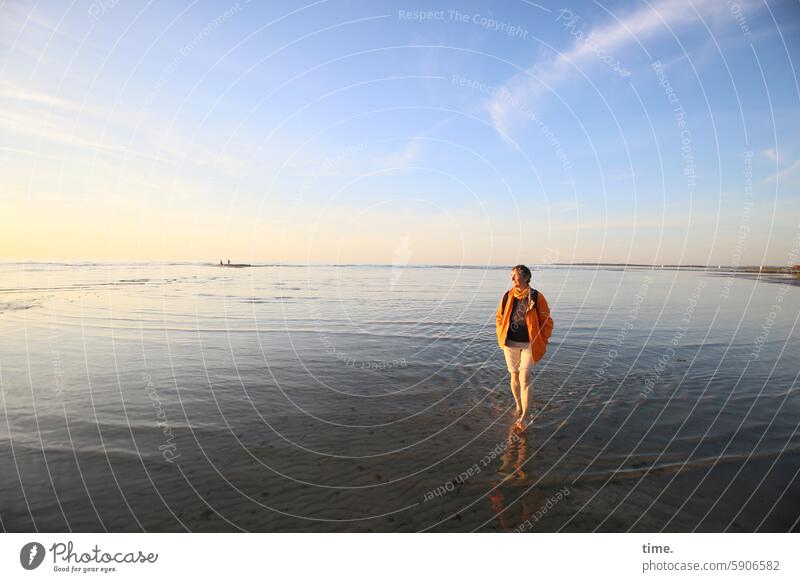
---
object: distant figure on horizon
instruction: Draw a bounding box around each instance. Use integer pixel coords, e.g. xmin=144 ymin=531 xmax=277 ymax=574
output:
xmin=220 ymin=260 xmax=223 ymax=266
xmin=227 ymin=259 xmax=230 ymax=265
xmin=495 ymin=265 xmax=554 ymax=431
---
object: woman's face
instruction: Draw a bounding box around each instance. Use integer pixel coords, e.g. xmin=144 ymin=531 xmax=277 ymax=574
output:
xmin=511 ymin=270 xmax=529 ymax=290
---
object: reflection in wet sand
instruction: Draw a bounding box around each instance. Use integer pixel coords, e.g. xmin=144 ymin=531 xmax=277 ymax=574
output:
xmin=486 ymin=424 xmax=535 ymax=531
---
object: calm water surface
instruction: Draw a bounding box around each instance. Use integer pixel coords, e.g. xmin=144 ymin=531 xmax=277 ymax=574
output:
xmin=1 ymin=263 xmax=798 ymax=531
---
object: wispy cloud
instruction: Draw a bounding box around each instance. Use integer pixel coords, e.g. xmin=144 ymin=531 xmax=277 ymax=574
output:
xmin=0 ymin=81 xmax=252 ymax=173
xmin=486 ymin=0 xmax=761 ymax=138
xmin=0 ymin=3 xmax=110 ymax=71
xmin=0 ymin=105 xmax=177 ymax=166
xmin=373 ymin=114 xmax=458 ymax=170
xmin=0 ymin=86 xmax=82 ymax=111
xmin=760 ymin=158 xmax=800 ymax=186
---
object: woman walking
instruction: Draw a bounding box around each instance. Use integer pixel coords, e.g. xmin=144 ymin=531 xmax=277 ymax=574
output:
xmin=495 ymin=265 xmax=554 ymax=430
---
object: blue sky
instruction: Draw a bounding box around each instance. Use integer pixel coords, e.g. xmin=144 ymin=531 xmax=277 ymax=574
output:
xmin=2 ymin=0 xmax=799 ymax=265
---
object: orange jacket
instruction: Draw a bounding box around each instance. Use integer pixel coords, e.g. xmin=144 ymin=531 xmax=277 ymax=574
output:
xmin=495 ymin=288 xmax=554 ymax=363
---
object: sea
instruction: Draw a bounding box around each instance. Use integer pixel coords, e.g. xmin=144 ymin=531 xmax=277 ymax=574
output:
xmin=1 ymin=262 xmax=798 ymax=532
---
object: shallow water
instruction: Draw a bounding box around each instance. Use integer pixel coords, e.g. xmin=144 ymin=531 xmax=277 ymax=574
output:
xmin=1 ymin=262 xmax=798 ymax=531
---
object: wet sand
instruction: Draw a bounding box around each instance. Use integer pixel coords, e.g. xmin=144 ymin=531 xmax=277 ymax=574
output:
xmin=3 ymin=378 xmax=799 ymax=532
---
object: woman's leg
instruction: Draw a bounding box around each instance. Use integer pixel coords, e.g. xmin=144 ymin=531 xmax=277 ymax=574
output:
xmin=518 ymin=348 xmax=534 ymax=421
xmin=503 ymin=347 xmax=522 ymax=417
xmin=519 ymin=370 xmax=530 ymax=419
xmin=510 ymin=371 xmax=521 ymax=416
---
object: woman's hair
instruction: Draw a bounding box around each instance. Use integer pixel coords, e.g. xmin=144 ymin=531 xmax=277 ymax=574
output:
xmin=512 ymin=264 xmax=532 ymax=282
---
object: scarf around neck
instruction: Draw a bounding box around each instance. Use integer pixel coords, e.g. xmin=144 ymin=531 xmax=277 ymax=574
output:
xmin=500 ymin=285 xmax=534 ymax=331
xmin=499 ymin=285 xmax=534 ymax=341
xmin=513 ymin=286 xmax=535 ymax=316
xmin=511 ymin=286 xmax=531 ymax=301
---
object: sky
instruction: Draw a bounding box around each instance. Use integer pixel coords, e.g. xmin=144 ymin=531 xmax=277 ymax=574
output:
xmin=1 ymin=0 xmax=799 ymax=265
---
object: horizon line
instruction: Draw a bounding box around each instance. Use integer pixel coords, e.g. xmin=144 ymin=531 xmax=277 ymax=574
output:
xmin=1 ymin=260 xmax=797 ymax=270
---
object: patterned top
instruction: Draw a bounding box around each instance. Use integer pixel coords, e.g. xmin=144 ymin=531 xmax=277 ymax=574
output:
xmin=507 ymin=295 xmax=530 ymax=343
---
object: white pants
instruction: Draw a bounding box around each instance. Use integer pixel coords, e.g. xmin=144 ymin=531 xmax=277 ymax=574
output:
xmin=502 ymin=342 xmax=533 ymax=375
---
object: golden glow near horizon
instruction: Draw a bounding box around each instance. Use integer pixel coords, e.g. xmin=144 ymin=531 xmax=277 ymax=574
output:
xmin=4 ymin=196 xmax=793 ymax=266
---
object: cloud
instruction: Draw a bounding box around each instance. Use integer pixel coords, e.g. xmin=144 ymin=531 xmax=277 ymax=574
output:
xmin=486 ymin=0 xmax=761 ymax=138
xmin=0 ymin=106 xmax=177 ymax=166
xmin=761 ymin=158 xmax=800 ymax=186
xmin=0 ymin=86 xmax=81 ymax=110
xmin=547 ymin=199 xmax=584 ymax=214
xmin=372 ymin=114 xmax=458 ymax=171
xmin=0 ymin=4 xmax=112 ymax=72
xmin=0 ymin=80 xmax=253 ymax=174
